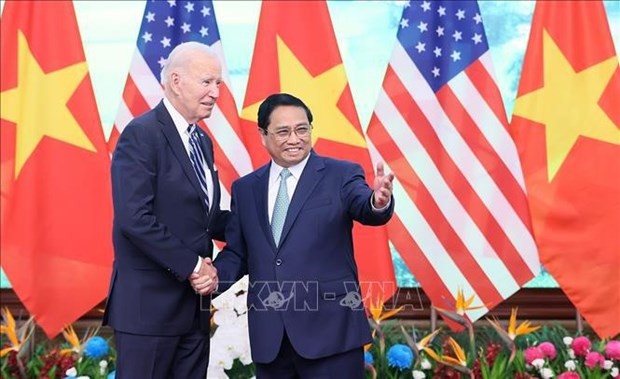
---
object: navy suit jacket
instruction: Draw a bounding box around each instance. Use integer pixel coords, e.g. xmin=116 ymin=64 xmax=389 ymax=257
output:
xmin=103 ymin=101 xmax=229 ymax=336
xmin=214 ymin=152 xmax=394 ymax=363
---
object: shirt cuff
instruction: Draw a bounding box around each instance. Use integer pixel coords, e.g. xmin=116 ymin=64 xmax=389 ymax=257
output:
xmin=370 ymin=194 xmax=391 ymax=213
xmin=193 ymin=257 xmax=202 ymax=273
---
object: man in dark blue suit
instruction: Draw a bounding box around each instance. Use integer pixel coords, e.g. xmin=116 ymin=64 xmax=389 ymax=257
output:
xmin=103 ymin=42 xmax=225 ymax=379
xmin=202 ymin=93 xmax=394 ymax=378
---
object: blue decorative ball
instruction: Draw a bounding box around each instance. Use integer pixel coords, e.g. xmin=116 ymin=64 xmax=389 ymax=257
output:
xmin=364 ymin=351 xmax=374 ymax=365
xmin=107 ymin=371 xmax=116 ymax=379
xmin=84 ymin=336 xmax=109 ymax=359
xmin=387 ymin=344 xmax=414 ymax=371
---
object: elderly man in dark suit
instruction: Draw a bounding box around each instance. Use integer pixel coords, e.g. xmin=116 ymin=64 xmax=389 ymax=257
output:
xmin=196 ymin=93 xmax=394 ymax=378
xmin=103 ymin=42 xmax=225 ymax=379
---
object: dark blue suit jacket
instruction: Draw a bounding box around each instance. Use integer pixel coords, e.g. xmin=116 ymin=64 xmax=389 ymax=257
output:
xmin=103 ymin=101 xmax=229 ymax=335
xmin=214 ymin=152 xmax=394 ymax=363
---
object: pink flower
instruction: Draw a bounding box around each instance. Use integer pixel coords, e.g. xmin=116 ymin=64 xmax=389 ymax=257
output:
xmin=558 ymin=372 xmax=580 ymax=379
xmin=524 ymin=346 xmax=545 ymax=364
xmin=606 ymin=340 xmax=620 ymax=360
xmin=539 ymin=341 xmax=557 ymax=360
xmin=585 ymin=351 xmax=605 ymax=369
xmin=571 ymin=336 xmax=592 ymax=357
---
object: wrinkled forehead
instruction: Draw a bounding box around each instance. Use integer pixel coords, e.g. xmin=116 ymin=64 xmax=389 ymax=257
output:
xmin=186 ymin=53 xmax=221 ymax=77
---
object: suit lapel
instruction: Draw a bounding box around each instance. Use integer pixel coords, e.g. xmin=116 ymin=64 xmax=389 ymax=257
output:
xmin=253 ymin=164 xmax=277 ymax=252
xmin=277 ymin=153 xmax=325 ymax=252
xmin=156 ymin=102 xmax=209 ymax=213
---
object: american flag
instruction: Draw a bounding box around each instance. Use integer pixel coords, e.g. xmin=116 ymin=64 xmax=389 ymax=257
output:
xmin=367 ymin=0 xmax=540 ymax=320
xmin=109 ymin=0 xmax=252 ymax=206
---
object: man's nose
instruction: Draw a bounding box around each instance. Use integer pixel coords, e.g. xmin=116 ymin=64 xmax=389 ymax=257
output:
xmin=208 ymin=84 xmax=220 ymax=98
xmin=286 ymin=130 xmax=301 ymax=143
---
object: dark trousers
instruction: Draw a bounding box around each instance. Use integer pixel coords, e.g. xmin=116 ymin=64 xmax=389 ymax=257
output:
xmin=114 ymin=328 xmax=209 ymax=379
xmin=255 ymin=333 xmax=364 ymax=379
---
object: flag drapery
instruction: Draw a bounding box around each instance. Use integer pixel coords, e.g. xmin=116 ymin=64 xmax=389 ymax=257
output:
xmin=0 ymin=1 xmax=113 ymax=337
xmin=108 ymin=0 xmax=251 ymax=207
xmin=367 ymin=0 xmax=540 ymax=321
xmin=511 ymin=0 xmax=620 ymax=338
xmin=240 ymin=0 xmax=396 ymax=306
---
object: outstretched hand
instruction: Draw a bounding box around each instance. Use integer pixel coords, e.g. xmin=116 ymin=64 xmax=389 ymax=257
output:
xmin=372 ymin=161 xmax=394 ymax=209
xmin=190 ymin=257 xmax=218 ymax=296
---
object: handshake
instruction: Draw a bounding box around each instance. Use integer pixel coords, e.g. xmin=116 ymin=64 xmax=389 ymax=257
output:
xmin=190 ymin=258 xmax=219 ymax=296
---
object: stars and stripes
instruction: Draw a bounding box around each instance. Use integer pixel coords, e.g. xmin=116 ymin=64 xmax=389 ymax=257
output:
xmin=367 ymin=0 xmax=540 ymax=320
xmin=109 ymin=0 xmax=252 ymax=208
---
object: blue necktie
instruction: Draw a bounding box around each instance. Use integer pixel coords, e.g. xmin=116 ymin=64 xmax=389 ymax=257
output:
xmin=271 ymin=168 xmax=292 ymax=247
xmin=187 ymin=124 xmax=210 ymax=211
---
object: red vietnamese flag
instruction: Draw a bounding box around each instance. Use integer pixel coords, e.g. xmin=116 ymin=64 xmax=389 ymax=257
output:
xmin=511 ymin=0 xmax=620 ymax=338
xmin=0 ymin=1 xmax=113 ymax=337
xmin=240 ymin=1 xmax=396 ymax=307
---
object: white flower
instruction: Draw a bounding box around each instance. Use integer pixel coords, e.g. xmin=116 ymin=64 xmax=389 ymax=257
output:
xmin=421 ymin=358 xmax=432 ymax=370
xmin=604 ymin=360 xmax=614 ymax=370
xmin=568 ymin=348 xmax=575 ymax=359
xmin=611 ymin=367 xmax=619 ymax=378
xmin=206 ymin=364 xmax=229 ymax=379
xmin=76 ymin=377 xmax=90 ymax=379
xmin=238 ymin=344 xmax=253 ymax=365
xmin=66 ymin=367 xmax=78 ymax=377
xmin=412 ymin=370 xmax=426 ymax=379
xmin=209 ymin=346 xmax=234 ymax=370
xmin=563 ymin=337 xmax=573 ymax=346
xmin=540 ymin=367 xmax=554 ymax=379
xmin=99 ymin=359 xmax=108 ymax=374
xmin=213 ymin=308 xmax=238 ymax=327
xmin=532 ymin=358 xmax=546 ymax=369
xmin=564 ymin=360 xmax=576 ymax=370
xmin=228 ymin=275 xmax=249 ymax=294
xmin=233 ymin=292 xmax=248 ymax=314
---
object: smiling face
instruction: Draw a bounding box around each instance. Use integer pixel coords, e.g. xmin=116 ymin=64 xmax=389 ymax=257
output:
xmin=261 ymin=105 xmax=312 ymax=168
xmin=168 ymin=50 xmax=221 ymax=124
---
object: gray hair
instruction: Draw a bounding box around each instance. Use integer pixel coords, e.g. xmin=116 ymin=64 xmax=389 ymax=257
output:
xmin=160 ymin=42 xmax=218 ymax=85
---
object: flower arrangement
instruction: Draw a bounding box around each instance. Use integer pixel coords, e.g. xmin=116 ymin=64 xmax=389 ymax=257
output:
xmin=207 ymin=275 xmax=254 ymax=379
xmin=363 ymin=290 xmax=620 ymax=379
xmin=3 ymin=286 xmax=619 ymax=379
xmin=0 ymin=308 xmax=116 ymax=379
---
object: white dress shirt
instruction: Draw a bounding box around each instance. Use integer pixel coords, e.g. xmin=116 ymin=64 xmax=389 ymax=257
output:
xmin=267 ymin=155 xmax=311 ymax=223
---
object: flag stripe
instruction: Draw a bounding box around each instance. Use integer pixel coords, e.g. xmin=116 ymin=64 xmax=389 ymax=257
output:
xmin=470 ymin=57 xmax=509 ymax=130
xmin=127 ymin=49 xmax=163 ymax=108
xmin=122 ymin=75 xmax=151 ymax=119
xmin=445 ymin=64 xmax=532 ymax=229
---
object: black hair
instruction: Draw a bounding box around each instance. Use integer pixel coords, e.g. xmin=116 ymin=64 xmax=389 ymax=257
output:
xmin=257 ymin=93 xmax=313 ymax=133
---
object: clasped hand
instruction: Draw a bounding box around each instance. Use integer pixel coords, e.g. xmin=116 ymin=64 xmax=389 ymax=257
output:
xmin=190 ymin=258 xmax=218 ymax=295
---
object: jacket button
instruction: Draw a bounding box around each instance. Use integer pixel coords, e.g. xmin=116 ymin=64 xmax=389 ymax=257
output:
xmin=275 ymin=259 xmax=282 ymax=266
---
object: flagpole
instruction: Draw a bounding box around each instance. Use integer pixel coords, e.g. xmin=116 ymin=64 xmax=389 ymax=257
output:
xmin=576 ymin=310 xmax=583 ymax=334
xmin=430 ymin=307 xmax=437 ymax=331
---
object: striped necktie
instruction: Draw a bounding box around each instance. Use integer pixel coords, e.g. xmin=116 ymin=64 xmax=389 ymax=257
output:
xmin=187 ymin=124 xmax=210 ymax=211
xmin=271 ymin=168 xmax=292 ymax=247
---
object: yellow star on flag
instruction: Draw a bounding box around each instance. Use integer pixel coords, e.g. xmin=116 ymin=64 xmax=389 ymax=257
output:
xmin=0 ymin=30 xmax=96 ymax=178
xmin=241 ymin=36 xmax=366 ymax=148
xmin=513 ymin=29 xmax=619 ymax=181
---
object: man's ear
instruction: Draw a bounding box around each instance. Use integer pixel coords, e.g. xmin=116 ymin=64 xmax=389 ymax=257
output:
xmin=258 ymin=128 xmax=268 ymax=147
xmin=170 ymin=72 xmax=181 ymax=94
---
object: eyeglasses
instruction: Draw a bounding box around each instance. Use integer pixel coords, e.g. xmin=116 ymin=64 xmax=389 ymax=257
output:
xmin=264 ymin=124 xmax=313 ymax=142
